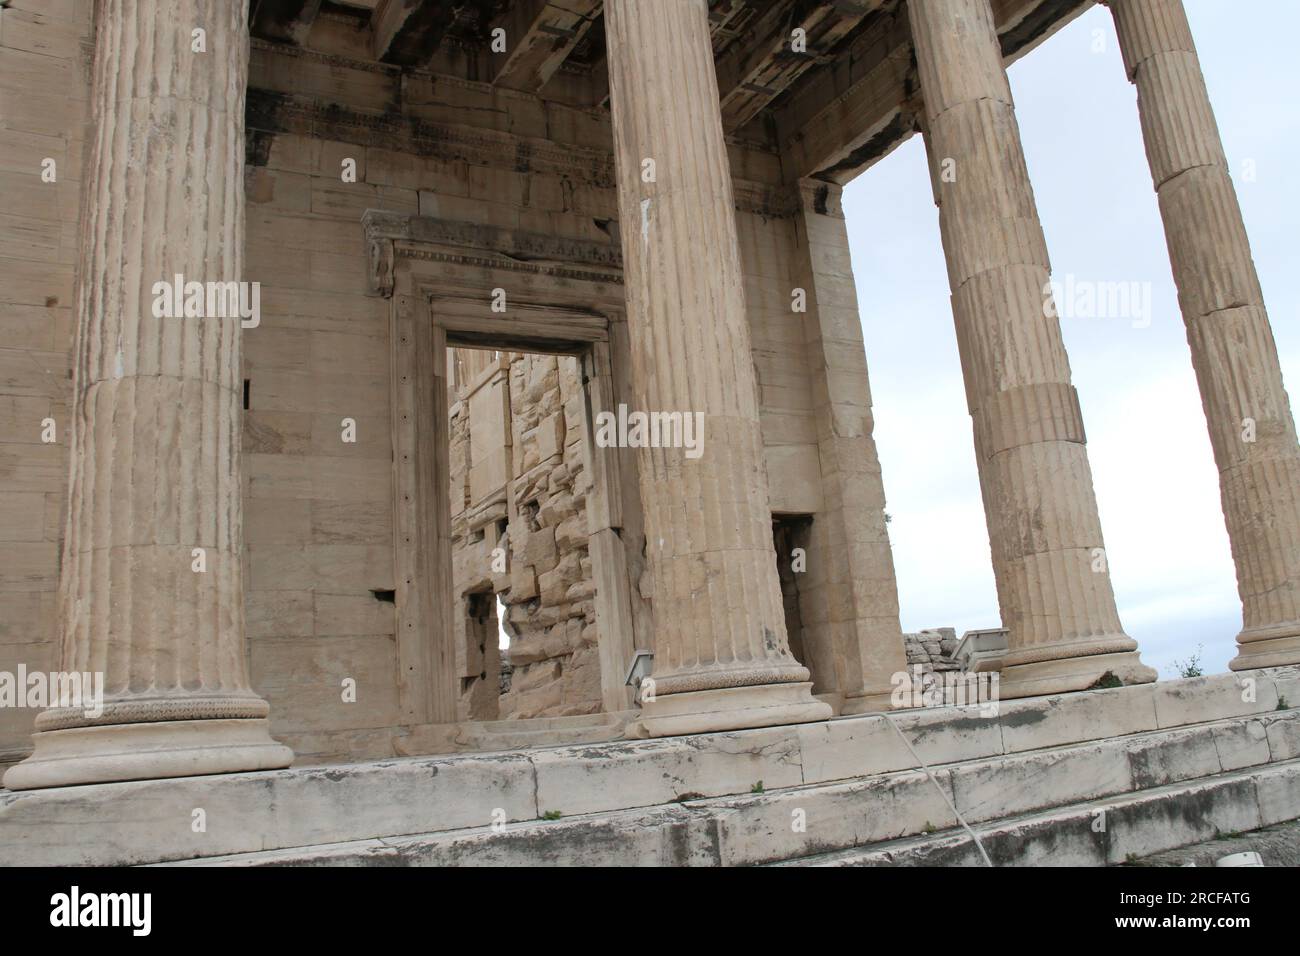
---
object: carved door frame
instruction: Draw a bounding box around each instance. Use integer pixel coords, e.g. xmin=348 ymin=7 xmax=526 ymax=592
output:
xmin=364 ymin=211 xmax=642 ymax=725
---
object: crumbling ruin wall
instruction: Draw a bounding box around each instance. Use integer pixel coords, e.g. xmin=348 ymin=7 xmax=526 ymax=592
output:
xmin=450 ymin=351 xmax=603 ymax=721
xmin=903 ymin=628 xmax=963 ymax=677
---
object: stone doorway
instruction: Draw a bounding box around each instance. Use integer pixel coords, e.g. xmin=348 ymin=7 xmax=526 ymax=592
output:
xmin=387 ymin=291 xmax=646 ymax=735
xmin=364 ymin=209 xmax=651 ymax=744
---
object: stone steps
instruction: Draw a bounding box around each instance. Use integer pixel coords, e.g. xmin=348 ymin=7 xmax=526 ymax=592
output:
xmin=3 ymin=667 xmax=1297 ymax=866
xmin=162 ymin=708 xmax=1300 ymax=866
xmin=774 ymin=759 xmax=1300 ymax=866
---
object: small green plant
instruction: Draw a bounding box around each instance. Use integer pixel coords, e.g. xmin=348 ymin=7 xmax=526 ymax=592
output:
xmin=1217 ymin=829 xmax=1242 ymax=841
xmin=922 ymin=821 xmax=937 ymax=834
xmin=1089 ymin=671 xmax=1123 ymax=690
xmin=1278 ymin=696 xmax=1290 ymax=711
xmin=751 ymin=781 xmax=765 ymax=794
xmin=1171 ymin=645 xmax=1205 ymax=679
xmin=1124 ymin=852 xmax=1139 ymax=864
xmin=541 ymin=810 xmax=562 ymax=821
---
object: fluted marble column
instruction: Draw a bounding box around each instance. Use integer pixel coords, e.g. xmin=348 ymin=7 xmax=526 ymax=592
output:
xmin=909 ymin=0 xmax=1155 ymax=698
xmin=605 ymin=0 xmax=831 ymax=736
xmin=4 ymin=0 xmax=292 ymax=789
xmin=1108 ymin=0 xmax=1300 ymax=670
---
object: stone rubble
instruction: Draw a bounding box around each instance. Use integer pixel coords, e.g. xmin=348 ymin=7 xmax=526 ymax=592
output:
xmin=450 ymin=352 xmax=603 ymax=721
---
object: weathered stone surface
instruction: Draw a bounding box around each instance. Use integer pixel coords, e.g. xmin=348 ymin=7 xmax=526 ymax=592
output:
xmin=1151 ymin=671 xmax=1280 ymax=727
xmin=950 ymin=741 xmax=1131 ymax=824
xmin=533 ymin=725 xmax=806 ymax=817
xmin=999 ymin=684 xmax=1159 ymax=752
xmin=710 ymin=770 xmax=958 ymax=866
xmin=6 ymin=671 xmax=1297 ymax=867
xmin=792 ymin=766 xmax=1284 ymax=868
xmin=0 ymin=750 xmax=537 ymax=866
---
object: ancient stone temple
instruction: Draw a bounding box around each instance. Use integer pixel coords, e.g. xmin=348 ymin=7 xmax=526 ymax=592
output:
xmin=1 ymin=0 xmax=1298 ymax=867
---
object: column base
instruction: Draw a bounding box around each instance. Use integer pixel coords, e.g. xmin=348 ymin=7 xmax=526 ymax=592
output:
xmin=996 ymin=650 xmax=1157 ymax=701
xmin=625 ymin=682 xmax=832 ymax=738
xmin=1230 ymin=622 xmax=1300 ymax=671
xmin=2 ymin=718 xmax=294 ymax=791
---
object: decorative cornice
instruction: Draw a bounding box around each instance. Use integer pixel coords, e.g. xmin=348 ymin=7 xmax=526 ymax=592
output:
xmin=365 ymin=210 xmax=622 ymax=267
xmin=402 ymin=247 xmax=624 ymax=287
xmin=363 ymin=210 xmax=625 ymax=294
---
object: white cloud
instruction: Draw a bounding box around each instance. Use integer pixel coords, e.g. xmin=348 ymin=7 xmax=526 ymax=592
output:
xmin=841 ymin=2 xmax=1298 ymax=677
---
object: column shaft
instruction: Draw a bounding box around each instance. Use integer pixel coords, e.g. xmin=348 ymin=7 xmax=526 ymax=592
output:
xmin=1109 ymin=0 xmax=1300 ymax=669
xmin=909 ymin=0 xmax=1155 ymax=697
xmin=605 ymin=0 xmax=830 ymax=735
xmin=4 ymin=0 xmax=292 ymax=790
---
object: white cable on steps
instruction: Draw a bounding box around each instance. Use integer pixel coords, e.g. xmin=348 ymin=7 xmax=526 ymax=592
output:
xmin=881 ymin=711 xmax=994 ymax=867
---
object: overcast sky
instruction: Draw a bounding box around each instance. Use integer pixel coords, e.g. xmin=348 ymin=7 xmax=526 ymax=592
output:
xmin=843 ymin=0 xmax=1300 ymax=678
